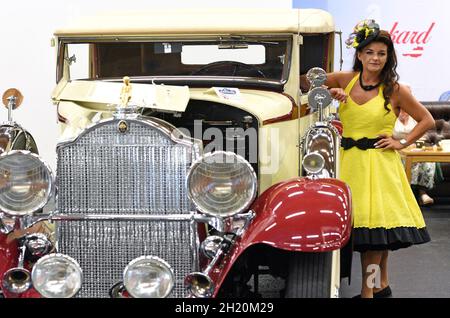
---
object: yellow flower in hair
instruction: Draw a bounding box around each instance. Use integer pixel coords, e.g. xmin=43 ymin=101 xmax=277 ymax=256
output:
xmin=345 ymin=19 xmax=380 ymax=49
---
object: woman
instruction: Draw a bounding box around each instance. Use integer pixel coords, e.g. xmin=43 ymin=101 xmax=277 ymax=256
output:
xmin=393 ymin=108 xmax=437 ymax=205
xmin=326 ymin=20 xmax=435 ymax=298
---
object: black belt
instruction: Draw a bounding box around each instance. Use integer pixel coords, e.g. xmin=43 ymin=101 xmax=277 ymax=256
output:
xmin=341 ymin=137 xmax=381 ymax=150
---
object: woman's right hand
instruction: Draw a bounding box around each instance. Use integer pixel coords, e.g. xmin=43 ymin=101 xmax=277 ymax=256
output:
xmin=329 ymin=88 xmax=348 ymax=103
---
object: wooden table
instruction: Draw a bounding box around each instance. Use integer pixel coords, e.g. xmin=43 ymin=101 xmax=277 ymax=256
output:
xmin=399 ymin=146 xmax=450 ymax=182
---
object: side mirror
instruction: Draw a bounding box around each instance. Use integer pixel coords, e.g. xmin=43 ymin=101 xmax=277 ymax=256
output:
xmin=2 ymin=88 xmax=24 ymax=123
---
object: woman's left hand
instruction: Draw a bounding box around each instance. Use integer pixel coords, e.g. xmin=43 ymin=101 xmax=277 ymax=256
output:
xmin=375 ymin=134 xmax=405 ymax=150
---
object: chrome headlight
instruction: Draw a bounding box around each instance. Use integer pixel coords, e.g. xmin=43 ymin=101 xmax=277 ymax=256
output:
xmin=187 ymin=151 xmax=257 ymax=217
xmin=123 ymin=256 xmax=174 ymax=298
xmin=31 ymin=254 xmax=82 ymax=298
xmin=0 ymin=151 xmax=53 ymax=216
xmin=302 ymin=152 xmax=325 ymax=175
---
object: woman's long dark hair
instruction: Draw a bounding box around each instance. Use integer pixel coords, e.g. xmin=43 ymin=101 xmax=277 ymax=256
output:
xmin=352 ymin=30 xmax=399 ymax=113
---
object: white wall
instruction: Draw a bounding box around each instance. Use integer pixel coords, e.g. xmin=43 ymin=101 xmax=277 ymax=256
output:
xmin=0 ymin=0 xmax=291 ymax=170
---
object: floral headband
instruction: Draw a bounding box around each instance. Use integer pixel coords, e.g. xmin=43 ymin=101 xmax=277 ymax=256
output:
xmin=345 ymin=19 xmax=380 ymax=49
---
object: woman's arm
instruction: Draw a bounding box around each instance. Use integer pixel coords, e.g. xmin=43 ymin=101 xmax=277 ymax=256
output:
xmin=376 ymin=84 xmax=435 ymax=150
xmin=325 ymin=72 xmax=355 ymax=103
xmin=300 ymin=71 xmax=354 ymax=102
xmin=397 ymin=85 xmax=435 ymax=145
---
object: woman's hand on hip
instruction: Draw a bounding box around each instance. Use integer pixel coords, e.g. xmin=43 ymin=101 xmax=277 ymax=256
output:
xmin=329 ymin=88 xmax=348 ymax=103
xmin=375 ymin=134 xmax=405 ymax=150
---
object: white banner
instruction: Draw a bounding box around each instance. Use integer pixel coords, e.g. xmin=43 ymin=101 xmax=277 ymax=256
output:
xmin=294 ymin=0 xmax=450 ymax=101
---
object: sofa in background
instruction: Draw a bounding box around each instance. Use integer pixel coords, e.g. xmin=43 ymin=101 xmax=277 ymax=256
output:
xmin=420 ymin=101 xmax=450 ymax=203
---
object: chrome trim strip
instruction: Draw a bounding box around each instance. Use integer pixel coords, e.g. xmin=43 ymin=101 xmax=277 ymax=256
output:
xmin=25 ymin=213 xmax=220 ymax=228
xmin=190 ymin=218 xmax=200 ymax=272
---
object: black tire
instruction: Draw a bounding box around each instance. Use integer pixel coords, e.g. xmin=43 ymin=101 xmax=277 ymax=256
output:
xmin=285 ymin=252 xmax=333 ymax=298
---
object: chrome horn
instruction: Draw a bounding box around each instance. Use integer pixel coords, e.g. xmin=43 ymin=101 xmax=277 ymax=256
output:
xmin=185 ymin=237 xmax=230 ymax=298
xmin=2 ymin=245 xmax=32 ymax=294
xmin=2 ymin=233 xmax=53 ymax=294
xmin=184 ymin=272 xmax=215 ymax=298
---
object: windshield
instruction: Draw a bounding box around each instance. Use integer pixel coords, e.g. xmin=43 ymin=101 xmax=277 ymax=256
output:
xmin=57 ymin=36 xmax=291 ymax=84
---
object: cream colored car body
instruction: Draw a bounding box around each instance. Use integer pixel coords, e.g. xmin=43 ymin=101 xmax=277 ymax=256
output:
xmin=52 ymin=8 xmax=336 ymax=193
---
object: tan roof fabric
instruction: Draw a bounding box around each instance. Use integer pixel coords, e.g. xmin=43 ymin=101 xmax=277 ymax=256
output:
xmin=55 ymin=8 xmax=334 ymax=36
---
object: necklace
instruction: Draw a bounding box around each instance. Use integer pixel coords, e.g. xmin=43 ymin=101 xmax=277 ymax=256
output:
xmin=359 ymin=72 xmax=381 ymax=91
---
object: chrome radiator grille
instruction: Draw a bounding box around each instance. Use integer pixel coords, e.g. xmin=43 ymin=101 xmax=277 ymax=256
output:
xmin=55 ymin=118 xmax=200 ymax=298
xmin=56 ymin=220 xmax=193 ymax=298
xmin=57 ymin=120 xmax=194 ymax=214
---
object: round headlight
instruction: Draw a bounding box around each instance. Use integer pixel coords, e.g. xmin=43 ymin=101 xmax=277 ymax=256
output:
xmin=0 ymin=151 xmax=53 ymax=216
xmin=187 ymin=151 xmax=257 ymax=217
xmin=123 ymin=256 xmax=174 ymax=298
xmin=31 ymin=254 xmax=82 ymax=298
xmin=302 ymin=152 xmax=325 ymax=175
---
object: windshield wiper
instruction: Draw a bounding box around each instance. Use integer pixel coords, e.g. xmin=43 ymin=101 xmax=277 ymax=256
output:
xmin=218 ymin=35 xmax=279 ymax=47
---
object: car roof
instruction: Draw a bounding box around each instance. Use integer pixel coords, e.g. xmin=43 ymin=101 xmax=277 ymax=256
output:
xmin=54 ymin=8 xmax=335 ymax=37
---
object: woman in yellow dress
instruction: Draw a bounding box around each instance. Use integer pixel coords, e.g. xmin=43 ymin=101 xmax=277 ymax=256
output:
xmin=325 ymin=20 xmax=435 ymax=298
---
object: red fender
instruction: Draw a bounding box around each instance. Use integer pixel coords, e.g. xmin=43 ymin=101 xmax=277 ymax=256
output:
xmin=0 ymin=233 xmax=20 ymax=298
xmin=331 ymin=120 xmax=343 ymax=136
xmin=211 ymin=177 xmax=352 ymax=296
xmin=246 ymin=177 xmax=352 ymax=251
xmin=0 ymin=233 xmax=19 ymax=282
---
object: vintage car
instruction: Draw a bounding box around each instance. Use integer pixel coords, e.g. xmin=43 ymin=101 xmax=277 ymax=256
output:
xmin=0 ymin=8 xmax=352 ymax=298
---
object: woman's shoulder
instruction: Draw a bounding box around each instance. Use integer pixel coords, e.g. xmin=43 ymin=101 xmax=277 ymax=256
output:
xmin=327 ymin=71 xmax=358 ymax=89
xmin=390 ymin=82 xmax=409 ymax=102
xmin=340 ymin=71 xmax=359 ymax=88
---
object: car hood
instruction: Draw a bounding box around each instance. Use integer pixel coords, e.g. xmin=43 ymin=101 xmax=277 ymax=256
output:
xmin=53 ymin=80 xmax=294 ymax=124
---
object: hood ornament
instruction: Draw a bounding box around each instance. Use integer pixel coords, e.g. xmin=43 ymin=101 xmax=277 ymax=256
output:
xmin=120 ymin=76 xmax=132 ymax=107
xmin=112 ymin=76 xmax=139 ymax=119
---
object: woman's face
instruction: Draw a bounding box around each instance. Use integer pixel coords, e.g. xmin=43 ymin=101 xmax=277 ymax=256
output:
xmin=357 ymin=42 xmax=388 ymax=73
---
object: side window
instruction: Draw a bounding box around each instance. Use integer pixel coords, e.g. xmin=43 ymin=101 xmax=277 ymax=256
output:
xmin=300 ymin=33 xmax=332 ymax=75
xmin=299 ymin=33 xmax=334 ymax=116
xmin=66 ymin=44 xmax=90 ymax=80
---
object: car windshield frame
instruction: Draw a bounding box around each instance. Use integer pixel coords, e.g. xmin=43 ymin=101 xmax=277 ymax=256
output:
xmin=56 ymin=34 xmax=293 ymax=90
